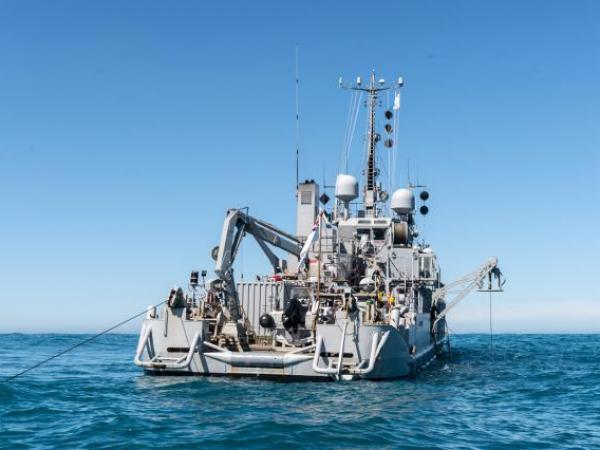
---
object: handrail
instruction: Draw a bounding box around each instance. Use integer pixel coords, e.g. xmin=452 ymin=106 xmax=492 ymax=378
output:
xmin=336 ymin=321 xmax=348 ymax=376
xmin=349 ymin=331 xmax=390 ymax=375
xmin=134 ymin=328 xmax=202 ymax=370
xmin=311 ymin=335 xmax=338 ymax=375
xmin=134 ymin=324 xmax=152 ymax=364
xmin=311 ymin=321 xmax=348 ymax=376
xmin=312 ymin=324 xmax=390 ymax=377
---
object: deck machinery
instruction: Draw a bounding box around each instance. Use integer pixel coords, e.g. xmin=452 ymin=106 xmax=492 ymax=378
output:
xmin=134 ymin=72 xmax=504 ymax=380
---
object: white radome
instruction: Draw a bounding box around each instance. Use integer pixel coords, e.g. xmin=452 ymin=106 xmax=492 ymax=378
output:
xmin=391 ymin=188 xmax=415 ymax=214
xmin=335 ymin=174 xmax=359 ymax=203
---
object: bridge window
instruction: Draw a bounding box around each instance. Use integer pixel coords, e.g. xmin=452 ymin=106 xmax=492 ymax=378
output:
xmin=357 ymin=228 xmax=371 ymax=238
xmin=373 ymin=228 xmax=386 ymax=240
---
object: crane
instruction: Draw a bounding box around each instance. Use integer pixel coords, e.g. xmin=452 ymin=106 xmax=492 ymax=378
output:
xmin=213 ymin=208 xmax=301 ymax=323
xmin=431 ymin=257 xmax=504 ymax=331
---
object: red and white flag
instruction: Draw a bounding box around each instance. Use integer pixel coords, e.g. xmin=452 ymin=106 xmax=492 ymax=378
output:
xmin=297 ymin=212 xmax=323 ymax=271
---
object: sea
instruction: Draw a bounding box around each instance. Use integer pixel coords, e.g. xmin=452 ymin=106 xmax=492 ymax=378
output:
xmin=1 ymin=333 xmax=599 ymax=449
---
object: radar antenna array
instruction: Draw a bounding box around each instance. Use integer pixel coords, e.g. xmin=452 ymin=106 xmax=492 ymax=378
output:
xmin=338 ymin=71 xmax=404 ymax=217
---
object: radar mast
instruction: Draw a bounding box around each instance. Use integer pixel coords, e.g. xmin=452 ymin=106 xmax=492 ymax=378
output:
xmin=340 ymin=71 xmax=403 ymax=217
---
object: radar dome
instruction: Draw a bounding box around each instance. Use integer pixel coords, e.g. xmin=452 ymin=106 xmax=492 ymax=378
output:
xmin=335 ymin=174 xmax=359 ymax=203
xmin=391 ymin=188 xmax=415 ymax=214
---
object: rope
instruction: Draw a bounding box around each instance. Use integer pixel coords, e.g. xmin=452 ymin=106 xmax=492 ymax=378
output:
xmin=393 ymin=93 xmax=400 ymax=185
xmin=346 ymin=92 xmax=362 ymax=173
xmin=489 ymin=290 xmax=494 ymax=358
xmin=339 ymin=91 xmax=355 ymax=172
xmin=445 ymin=320 xmax=453 ymax=361
xmin=2 ymin=300 xmax=167 ymax=382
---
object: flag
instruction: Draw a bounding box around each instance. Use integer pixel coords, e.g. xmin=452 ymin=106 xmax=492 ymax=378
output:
xmin=297 ymin=214 xmax=320 ymax=271
xmin=297 ymin=210 xmax=333 ymax=271
xmin=393 ymin=92 xmax=401 ymax=110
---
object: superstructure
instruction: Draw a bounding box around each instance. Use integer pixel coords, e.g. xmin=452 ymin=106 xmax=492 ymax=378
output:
xmin=134 ymin=72 xmax=503 ymax=380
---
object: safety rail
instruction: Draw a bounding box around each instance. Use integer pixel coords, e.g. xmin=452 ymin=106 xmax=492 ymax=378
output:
xmin=312 ymin=321 xmax=349 ymax=376
xmin=312 ymin=322 xmax=390 ymax=378
xmin=134 ymin=326 xmax=202 ymax=370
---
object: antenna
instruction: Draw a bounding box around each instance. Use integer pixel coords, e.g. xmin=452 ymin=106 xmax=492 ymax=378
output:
xmin=340 ymin=71 xmax=403 ymax=217
xmin=295 ymin=44 xmax=300 ymax=196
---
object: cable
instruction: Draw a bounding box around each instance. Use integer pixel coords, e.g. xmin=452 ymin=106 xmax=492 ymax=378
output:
xmin=2 ymin=300 xmax=167 ymax=382
xmin=345 ymin=92 xmax=362 ymax=173
xmin=489 ymin=290 xmax=494 ymax=359
xmin=340 ymin=91 xmax=356 ymax=172
xmin=392 ymin=91 xmax=400 ymax=186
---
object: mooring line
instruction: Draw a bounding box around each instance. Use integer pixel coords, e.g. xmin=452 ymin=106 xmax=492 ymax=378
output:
xmin=3 ymin=301 xmax=166 ymax=382
xmin=489 ymin=290 xmax=494 ymax=358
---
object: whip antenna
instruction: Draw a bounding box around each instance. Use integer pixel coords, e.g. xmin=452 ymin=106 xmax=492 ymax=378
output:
xmin=295 ymin=43 xmax=300 ymax=195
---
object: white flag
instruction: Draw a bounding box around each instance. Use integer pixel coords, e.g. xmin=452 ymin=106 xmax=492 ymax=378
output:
xmin=393 ymin=92 xmax=401 ymax=110
xmin=297 ymin=213 xmax=321 ymax=271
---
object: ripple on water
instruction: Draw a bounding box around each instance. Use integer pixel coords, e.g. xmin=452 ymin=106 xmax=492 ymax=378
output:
xmin=1 ymin=334 xmax=600 ymax=449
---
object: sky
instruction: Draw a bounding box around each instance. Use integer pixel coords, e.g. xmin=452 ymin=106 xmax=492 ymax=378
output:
xmin=0 ymin=0 xmax=598 ymax=333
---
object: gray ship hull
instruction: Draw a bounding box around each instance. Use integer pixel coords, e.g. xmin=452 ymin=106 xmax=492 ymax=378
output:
xmin=134 ymin=312 xmax=448 ymax=381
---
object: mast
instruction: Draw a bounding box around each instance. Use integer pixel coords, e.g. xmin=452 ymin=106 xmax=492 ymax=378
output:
xmin=340 ymin=71 xmax=403 ymax=217
xmin=365 ymin=71 xmax=378 ymax=216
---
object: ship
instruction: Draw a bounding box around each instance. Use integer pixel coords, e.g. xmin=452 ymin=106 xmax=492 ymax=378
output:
xmin=134 ymin=71 xmax=504 ymax=380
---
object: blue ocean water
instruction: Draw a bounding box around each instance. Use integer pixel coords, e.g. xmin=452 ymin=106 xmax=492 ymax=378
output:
xmin=1 ymin=334 xmax=599 ymax=449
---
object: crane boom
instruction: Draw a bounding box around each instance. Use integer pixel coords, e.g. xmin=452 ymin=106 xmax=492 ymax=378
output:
xmin=214 ymin=208 xmax=301 ymax=321
xmin=432 ymin=257 xmax=504 ymax=330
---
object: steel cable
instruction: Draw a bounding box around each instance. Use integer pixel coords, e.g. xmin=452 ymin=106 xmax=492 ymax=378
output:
xmin=2 ymin=300 xmax=166 ymax=382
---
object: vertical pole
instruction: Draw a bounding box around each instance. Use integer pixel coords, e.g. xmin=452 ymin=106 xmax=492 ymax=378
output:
xmin=316 ymin=211 xmax=322 ymax=301
xmin=295 ymin=44 xmax=300 ymax=196
xmin=312 ymin=212 xmax=322 ymax=338
xmin=365 ymin=72 xmax=378 ymax=217
xmin=489 ymin=290 xmax=494 ymax=359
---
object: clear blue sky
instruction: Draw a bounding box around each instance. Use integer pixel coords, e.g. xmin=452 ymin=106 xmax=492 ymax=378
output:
xmin=1 ymin=1 xmax=598 ymax=333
